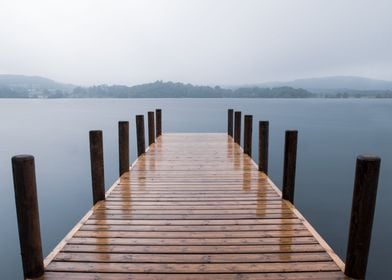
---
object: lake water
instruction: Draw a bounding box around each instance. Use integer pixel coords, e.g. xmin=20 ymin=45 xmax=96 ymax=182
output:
xmin=0 ymin=99 xmax=391 ymax=279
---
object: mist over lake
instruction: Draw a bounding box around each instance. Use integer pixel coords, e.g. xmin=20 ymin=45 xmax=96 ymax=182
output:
xmin=0 ymin=98 xmax=390 ymax=279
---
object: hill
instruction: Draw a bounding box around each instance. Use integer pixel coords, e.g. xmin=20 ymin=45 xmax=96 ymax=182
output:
xmin=0 ymin=74 xmax=74 ymax=98
xmin=70 ymin=81 xmax=314 ymax=98
xmin=0 ymin=74 xmax=74 ymax=91
xmin=245 ymin=76 xmax=392 ymax=93
xmin=1 ymin=74 xmax=392 ymax=98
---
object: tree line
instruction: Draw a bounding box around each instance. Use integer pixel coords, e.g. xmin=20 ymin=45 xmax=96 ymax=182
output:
xmin=1 ymin=81 xmax=392 ymax=98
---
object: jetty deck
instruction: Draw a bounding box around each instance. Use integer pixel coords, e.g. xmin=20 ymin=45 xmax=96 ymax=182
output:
xmin=38 ymin=133 xmax=348 ymax=279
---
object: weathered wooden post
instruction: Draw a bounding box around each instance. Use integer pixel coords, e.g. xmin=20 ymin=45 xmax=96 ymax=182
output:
xmin=282 ymin=130 xmax=298 ymax=204
xmin=243 ymin=115 xmax=253 ymax=156
xmin=156 ymin=109 xmax=162 ymax=137
xmin=136 ymin=115 xmax=146 ymax=157
xmin=259 ymin=121 xmax=269 ymax=174
xmin=118 ymin=121 xmax=129 ymax=176
xmin=234 ymin=111 xmax=241 ymax=145
xmin=12 ymin=155 xmax=44 ymax=278
xmin=89 ymin=130 xmax=105 ymax=205
xmin=228 ymin=109 xmax=234 ymax=137
xmin=148 ymin=111 xmax=155 ymax=145
xmin=345 ymin=155 xmax=381 ymax=279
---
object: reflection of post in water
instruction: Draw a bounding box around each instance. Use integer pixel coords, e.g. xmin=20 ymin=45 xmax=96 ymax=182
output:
xmin=96 ymin=204 xmax=108 ymax=230
xmin=242 ymin=156 xmax=251 ymax=191
xmin=98 ymin=210 xmax=111 ymax=247
xmin=148 ymin=152 xmax=156 ymax=172
xmin=121 ymin=172 xmax=132 ymax=211
xmin=138 ymin=157 xmax=147 ymax=190
xmin=255 ymin=187 xmax=266 ymax=217
xmin=226 ymin=135 xmax=232 ymax=159
xmin=279 ymin=219 xmax=293 ymax=261
xmin=233 ymin=140 xmax=241 ymax=170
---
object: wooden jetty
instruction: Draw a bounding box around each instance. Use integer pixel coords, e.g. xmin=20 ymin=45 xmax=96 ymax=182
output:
xmin=12 ymin=109 xmax=380 ymax=279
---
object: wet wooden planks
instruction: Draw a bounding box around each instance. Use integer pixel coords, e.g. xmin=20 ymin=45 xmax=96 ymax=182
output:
xmin=38 ymin=133 xmax=349 ymax=279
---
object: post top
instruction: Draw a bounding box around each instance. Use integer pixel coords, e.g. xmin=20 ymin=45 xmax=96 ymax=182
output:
xmin=12 ymin=155 xmax=34 ymax=162
xmin=357 ymin=154 xmax=381 ymax=162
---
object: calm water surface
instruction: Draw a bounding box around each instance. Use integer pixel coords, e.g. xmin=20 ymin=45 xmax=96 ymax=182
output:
xmin=0 ymin=99 xmax=391 ymax=279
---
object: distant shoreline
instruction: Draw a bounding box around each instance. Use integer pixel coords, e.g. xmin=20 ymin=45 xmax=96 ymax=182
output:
xmin=1 ymin=76 xmax=392 ymax=99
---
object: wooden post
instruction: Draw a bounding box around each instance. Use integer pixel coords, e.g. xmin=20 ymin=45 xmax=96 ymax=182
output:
xmin=234 ymin=111 xmax=241 ymax=145
xmin=12 ymin=155 xmax=44 ymax=278
xmin=243 ymin=115 xmax=253 ymax=156
xmin=148 ymin=111 xmax=155 ymax=145
xmin=156 ymin=109 xmax=162 ymax=137
xmin=345 ymin=155 xmax=381 ymax=279
xmin=89 ymin=130 xmax=105 ymax=205
xmin=136 ymin=115 xmax=146 ymax=157
xmin=228 ymin=109 xmax=234 ymax=137
xmin=259 ymin=121 xmax=269 ymax=174
xmin=118 ymin=121 xmax=129 ymax=176
xmin=282 ymin=130 xmax=298 ymax=204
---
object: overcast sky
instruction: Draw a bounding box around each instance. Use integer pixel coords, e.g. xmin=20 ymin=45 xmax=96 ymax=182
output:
xmin=0 ymin=0 xmax=391 ymax=86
